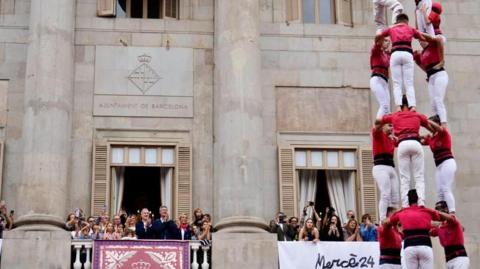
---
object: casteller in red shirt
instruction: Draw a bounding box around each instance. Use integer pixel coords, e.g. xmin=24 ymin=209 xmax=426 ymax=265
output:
xmin=378 ymin=23 xmax=423 ymax=53
xmin=430 ymin=201 xmax=467 ymax=262
xmin=389 ymin=205 xmax=441 ymax=248
xmin=378 ymin=224 xmax=402 ymax=265
xmin=414 ymin=41 xmax=442 ymax=71
xmin=371 ymin=127 xmax=396 ymax=167
xmin=381 ymin=111 xmax=430 ymax=142
xmin=370 ymin=43 xmax=390 ymax=82
xmin=422 ymin=128 xmax=454 ymax=166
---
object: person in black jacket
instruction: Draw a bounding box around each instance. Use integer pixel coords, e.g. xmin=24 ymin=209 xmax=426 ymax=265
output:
xmin=135 ymin=208 xmax=155 ymax=239
xmin=270 ymin=212 xmax=294 ymax=241
xmin=153 ymin=206 xmax=180 ymax=239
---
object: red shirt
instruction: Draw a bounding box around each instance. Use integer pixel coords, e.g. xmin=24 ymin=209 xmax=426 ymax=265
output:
xmin=414 ymin=42 xmax=441 ymax=71
xmin=424 ymin=128 xmax=454 ymax=165
xmin=390 ymin=205 xmax=441 ymax=231
xmin=382 ymin=111 xmax=429 ymax=141
xmin=378 ymin=225 xmax=402 ymax=250
xmin=430 ymin=217 xmax=464 ymax=247
xmin=370 ymin=43 xmax=390 ymax=79
xmin=380 ymin=24 xmax=422 ymax=51
xmin=372 ymin=127 xmax=395 ymax=157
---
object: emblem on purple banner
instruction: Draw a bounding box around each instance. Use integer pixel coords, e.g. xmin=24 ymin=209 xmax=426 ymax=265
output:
xmin=93 ymin=240 xmax=189 ymax=269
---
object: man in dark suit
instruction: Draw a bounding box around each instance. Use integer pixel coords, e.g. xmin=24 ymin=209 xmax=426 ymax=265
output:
xmin=135 ymin=208 xmax=155 ymax=239
xmin=153 ymin=206 xmax=180 ymax=240
xmin=270 ymin=212 xmax=294 ymax=241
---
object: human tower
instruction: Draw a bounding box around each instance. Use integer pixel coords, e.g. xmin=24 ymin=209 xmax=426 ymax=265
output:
xmin=369 ymin=1 xmax=469 ymax=269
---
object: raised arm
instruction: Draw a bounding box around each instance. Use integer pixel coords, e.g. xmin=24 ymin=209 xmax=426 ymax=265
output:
xmin=420 ymin=3 xmax=431 ymax=25
xmin=427 ymin=119 xmax=442 ymax=133
xmin=438 ymin=211 xmax=454 ymax=222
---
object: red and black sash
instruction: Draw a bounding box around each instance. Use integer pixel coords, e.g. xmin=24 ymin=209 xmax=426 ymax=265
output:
xmin=380 ymin=248 xmax=401 ymax=265
xmin=445 ymin=245 xmax=468 ymax=262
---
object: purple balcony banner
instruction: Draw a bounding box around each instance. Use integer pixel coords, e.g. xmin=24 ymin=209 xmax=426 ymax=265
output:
xmin=93 ymin=240 xmax=190 ymax=269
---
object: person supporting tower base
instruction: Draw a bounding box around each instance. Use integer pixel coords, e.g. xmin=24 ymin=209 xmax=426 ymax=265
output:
xmin=431 ymin=201 xmax=470 ymax=269
xmin=385 ymin=189 xmax=453 ymax=269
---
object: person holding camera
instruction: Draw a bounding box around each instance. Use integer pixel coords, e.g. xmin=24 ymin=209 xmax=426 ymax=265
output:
xmin=301 ymin=201 xmax=322 ymax=229
xmin=270 ymin=212 xmax=294 ymax=241
xmin=299 ymin=218 xmax=320 ymax=242
xmin=65 ymin=213 xmax=79 ymax=232
xmin=321 ymin=214 xmax=344 ymax=241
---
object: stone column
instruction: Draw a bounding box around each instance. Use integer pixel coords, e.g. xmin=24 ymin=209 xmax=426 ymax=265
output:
xmin=213 ymin=1 xmax=278 ymax=267
xmin=1 ymin=0 xmax=75 ymax=268
xmin=213 ymin=0 xmax=267 ymax=232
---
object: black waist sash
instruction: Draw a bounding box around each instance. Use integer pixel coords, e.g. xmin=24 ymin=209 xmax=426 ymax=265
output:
xmin=374 ymin=153 xmax=395 ymax=167
xmin=445 ymin=245 xmax=468 ymax=262
xmin=371 ymin=73 xmax=388 ymax=82
xmin=404 ymin=229 xmax=432 ymax=248
xmin=426 ymin=64 xmax=445 ymax=81
xmin=379 ymin=248 xmax=401 ymax=265
xmin=392 ymin=41 xmax=413 ymax=54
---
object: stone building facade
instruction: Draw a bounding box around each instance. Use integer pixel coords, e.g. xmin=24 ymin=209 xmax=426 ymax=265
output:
xmin=0 ymin=0 xmax=479 ymax=267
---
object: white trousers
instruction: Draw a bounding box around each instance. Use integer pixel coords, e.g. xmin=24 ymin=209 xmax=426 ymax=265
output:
xmin=373 ymin=0 xmax=404 ymax=33
xmin=370 ymin=76 xmax=391 ymax=118
xmin=447 ymin=256 xmax=470 ymax=269
xmin=380 ymin=264 xmax=402 ymax=269
xmin=398 ymin=140 xmax=425 ymax=207
xmin=436 ymin=158 xmax=457 ymax=212
xmin=391 ymin=51 xmax=416 ymax=107
xmin=428 ymin=70 xmax=449 ymax=123
xmin=373 ymin=165 xmax=399 ymax=221
xmin=404 ymin=246 xmax=433 ymax=269
xmin=416 ymin=0 xmax=435 ymax=36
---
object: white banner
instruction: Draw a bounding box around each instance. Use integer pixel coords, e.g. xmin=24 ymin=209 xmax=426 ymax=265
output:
xmin=279 ymin=242 xmax=380 ymax=269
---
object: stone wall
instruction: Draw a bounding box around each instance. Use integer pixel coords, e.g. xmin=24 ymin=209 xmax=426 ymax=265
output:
xmin=70 ymin=0 xmax=215 ymax=215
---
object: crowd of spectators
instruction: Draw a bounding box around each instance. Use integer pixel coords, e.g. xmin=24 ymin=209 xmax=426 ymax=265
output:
xmin=66 ymin=206 xmax=214 ymax=242
xmin=269 ymin=202 xmax=379 ymax=243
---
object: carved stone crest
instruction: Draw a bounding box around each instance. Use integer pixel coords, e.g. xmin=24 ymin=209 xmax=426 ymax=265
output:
xmin=128 ymin=54 xmax=161 ymax=94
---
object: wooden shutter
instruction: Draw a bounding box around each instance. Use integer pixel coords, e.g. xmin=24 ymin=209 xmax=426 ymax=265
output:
xmin=278 ymin=147 xmax=297 ymax=218
xmin=97 ymin=0 xmax=116 ymax=17
xmin=175 ymin=145 xmax=192 ymax=218
xmin=165 ymin=0 xmax=179 ymax=19
xmin=91 ymin=143 xmax=110 ymax=216
xmin=335 ymin=0 xmax=353 ymax=26
xmin=286 ymin=0 xmax=300 ymax=22
xmin=359 ymin=148 xmax=378 ymax=222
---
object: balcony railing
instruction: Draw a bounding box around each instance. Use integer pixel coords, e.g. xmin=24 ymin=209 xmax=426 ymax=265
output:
xmin=71 ymin=239 xmax=211 ymax=269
